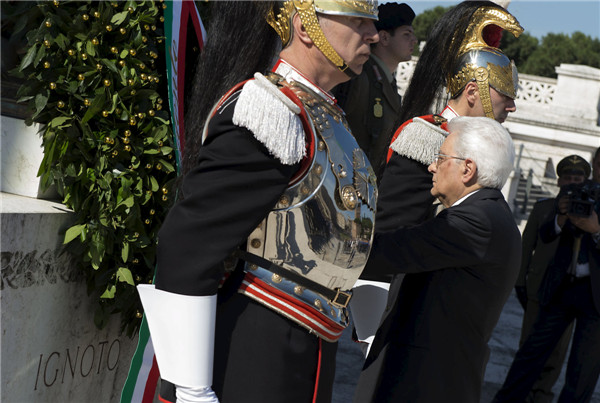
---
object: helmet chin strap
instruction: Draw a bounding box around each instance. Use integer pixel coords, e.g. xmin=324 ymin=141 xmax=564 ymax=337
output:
xmin=474 ymin=68 xmax=495 ymax=120
xmin=340 ymin=63 xmax=358 ymax=78
xmin=293 ymin=0 xmax=358 ymax=78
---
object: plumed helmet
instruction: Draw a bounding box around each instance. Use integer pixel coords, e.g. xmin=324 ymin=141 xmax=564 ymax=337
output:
xmin=449 ymin=48 xmax=518 ymax=99
xmin=267 ymin=0 xmax=378 ymax=77
xmin=447 ymin=5 xmax=523 ymax=118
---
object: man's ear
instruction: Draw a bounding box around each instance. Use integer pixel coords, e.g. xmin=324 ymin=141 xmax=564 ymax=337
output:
xmin=292 ymin=13 xmax=312 ymax=45
xmin=462 ymin=158 xmax=478 ymax=185
xmin=378 ymin=29 xmax=389 ymax=46
xmin=464 ymin=81 xmax=479 ymax=107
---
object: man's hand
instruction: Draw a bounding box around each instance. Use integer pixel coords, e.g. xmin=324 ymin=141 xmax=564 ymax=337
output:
xmin=568 ymin=210 xmax=600 ymax=234
xmin=515 ymin=286 xmax=527 ymax=310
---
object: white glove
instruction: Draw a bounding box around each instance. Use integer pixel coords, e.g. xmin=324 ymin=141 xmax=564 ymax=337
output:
xmin=176 ymin=385 xmax=219 ymax=403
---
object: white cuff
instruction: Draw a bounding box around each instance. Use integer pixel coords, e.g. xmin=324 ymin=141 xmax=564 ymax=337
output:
xmin=554 ymin=215 xmax=563 ymax=233
xmin=137 ymin=285 xmax=217 ymax=388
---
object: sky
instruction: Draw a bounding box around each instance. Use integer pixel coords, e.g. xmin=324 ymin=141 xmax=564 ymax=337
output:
xmin=398 ymin=0 xmax=600 ymax=40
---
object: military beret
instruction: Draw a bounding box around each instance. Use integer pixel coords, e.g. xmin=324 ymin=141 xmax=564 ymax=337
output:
xmin=375 ymin=3 xmax=415 ymax=31
xmin=556 ymin=155 xmax=591 ymax=177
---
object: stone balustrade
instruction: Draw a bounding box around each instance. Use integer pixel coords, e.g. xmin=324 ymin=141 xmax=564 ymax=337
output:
xmin=516 ymin=74 xmax=556 ymax=105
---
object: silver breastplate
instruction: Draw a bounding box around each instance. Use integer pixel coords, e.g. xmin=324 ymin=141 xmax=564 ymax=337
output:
xmin=246 ymin=78 xmax=377 ymax=297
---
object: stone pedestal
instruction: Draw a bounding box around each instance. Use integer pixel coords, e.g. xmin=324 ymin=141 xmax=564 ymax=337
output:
xmin=1 ymin=116 xmax=44 ymax=198
xmin=1 ymin=193 xmax=137 ymax=402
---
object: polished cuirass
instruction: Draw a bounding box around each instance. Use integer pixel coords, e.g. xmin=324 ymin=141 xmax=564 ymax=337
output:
xmin=240 ymin=74 xmax=377 ymax=336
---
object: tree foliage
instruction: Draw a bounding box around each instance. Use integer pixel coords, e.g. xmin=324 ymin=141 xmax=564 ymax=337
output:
xmin=414 ymin=5 xmax=600 ymax=78
xmin=500 ymin=31 xmax=539 ymax=70
xmin=520 ymin=32 xmax=600 ymax=78
xmin=412 ymin=5 xmax=451 ymax=43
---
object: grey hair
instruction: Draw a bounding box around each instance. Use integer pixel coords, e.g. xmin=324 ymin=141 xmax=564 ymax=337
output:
xmin=448 ymin=116 xmax=515 ymax=189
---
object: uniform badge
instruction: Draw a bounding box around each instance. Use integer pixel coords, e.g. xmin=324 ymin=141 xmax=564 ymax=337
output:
xmin=373 ymin=98 xmax=383 ymax=118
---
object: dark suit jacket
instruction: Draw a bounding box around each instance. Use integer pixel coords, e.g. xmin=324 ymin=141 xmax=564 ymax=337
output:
xmin=359 ymin=153 xmax=437 ymax=283
xmin=353 ymin=120 xmax=446 ymax=401
xmin=516 ymin=198 xmax=560 ymax=302
xmin=538 ymin=211 xmax=600 ymax=313
xmin=355 ymin=188 xmax=522 ymax=403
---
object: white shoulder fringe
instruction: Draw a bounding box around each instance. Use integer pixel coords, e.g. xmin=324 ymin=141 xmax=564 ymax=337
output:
xmin=389 ymin=117 xmax=448 ymax=166
xmin=232 ymin=73 xmax=306 ymax=166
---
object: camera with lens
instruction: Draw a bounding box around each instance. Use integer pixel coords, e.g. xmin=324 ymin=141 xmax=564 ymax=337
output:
xmin=558 ymin=181 xmax=600 ymax=217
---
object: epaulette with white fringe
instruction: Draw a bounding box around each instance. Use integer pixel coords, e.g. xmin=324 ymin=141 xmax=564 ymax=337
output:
xmin=232 ymin=73 xmax=306 ymax=166
xmin=390 ymin=117 xmax=449 ymax=166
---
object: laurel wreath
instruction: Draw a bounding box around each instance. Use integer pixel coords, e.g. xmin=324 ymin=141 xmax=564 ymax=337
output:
xmin=13 ymin=0 xmax=176 ymax=336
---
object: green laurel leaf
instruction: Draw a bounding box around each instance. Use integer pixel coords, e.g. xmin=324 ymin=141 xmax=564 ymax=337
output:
xmin=117 ymin=267 xmax=135 ymax=285
xmin=64 ymin=224 xmax=86 ymax=244
xmin=121 ymin=241 xmax=130 ymax=263
xmin=100 ymin=285 xmax=116 ymax=299
xmin=82 ymin=92 xmax=106 ymax=123
xmin=19 ymin=44 xmax=37 ymax=70
xmin=49 ymin=116 xmax=70 ymax=128
xmin=111 ymin=11 xmax=129 ymax=25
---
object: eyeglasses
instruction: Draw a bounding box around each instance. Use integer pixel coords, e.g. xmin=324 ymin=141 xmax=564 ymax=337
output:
xmin=433 ymin=153 xmax=466 ymax=167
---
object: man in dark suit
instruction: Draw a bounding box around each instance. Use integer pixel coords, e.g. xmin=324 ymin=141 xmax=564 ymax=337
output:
xmin=349 ymin=2 xmax=522 ymax=361
xmin=352 ymin=3 xmax=523 ymax=399
xmin=494 ymin=161 xmax=600 ymax=403
xmin=355 ymin=116 xmax=521 ymax=403
xmin=514 ymin=155 xmax=590 ymax=403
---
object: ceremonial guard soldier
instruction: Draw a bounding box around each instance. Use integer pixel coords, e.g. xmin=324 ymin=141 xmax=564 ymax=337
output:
xmin=137 ymin=1 xmax=379 ymax=402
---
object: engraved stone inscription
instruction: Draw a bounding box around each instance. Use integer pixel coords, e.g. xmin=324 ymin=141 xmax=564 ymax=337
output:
xmin=33 ymin=339 xmax=121 ymax=390
xmin=1 ymin=249 xmax=81 ymax=290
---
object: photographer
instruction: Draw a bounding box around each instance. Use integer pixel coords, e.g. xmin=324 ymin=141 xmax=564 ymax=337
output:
xmin=494 ymin=156 xmax=600 ymax=403
xmin=514 ymin=155 xmax=591 ymax=403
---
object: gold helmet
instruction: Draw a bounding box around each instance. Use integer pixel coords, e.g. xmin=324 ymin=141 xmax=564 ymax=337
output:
xmin=267 ymin=0 xmax=378 ymax=77
xmin=447 ymin=5 xmax=523 ymax=119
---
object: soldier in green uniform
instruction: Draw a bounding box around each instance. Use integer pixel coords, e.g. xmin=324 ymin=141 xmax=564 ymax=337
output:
xmin=333 ymin=2 xmax=416 ymax=168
